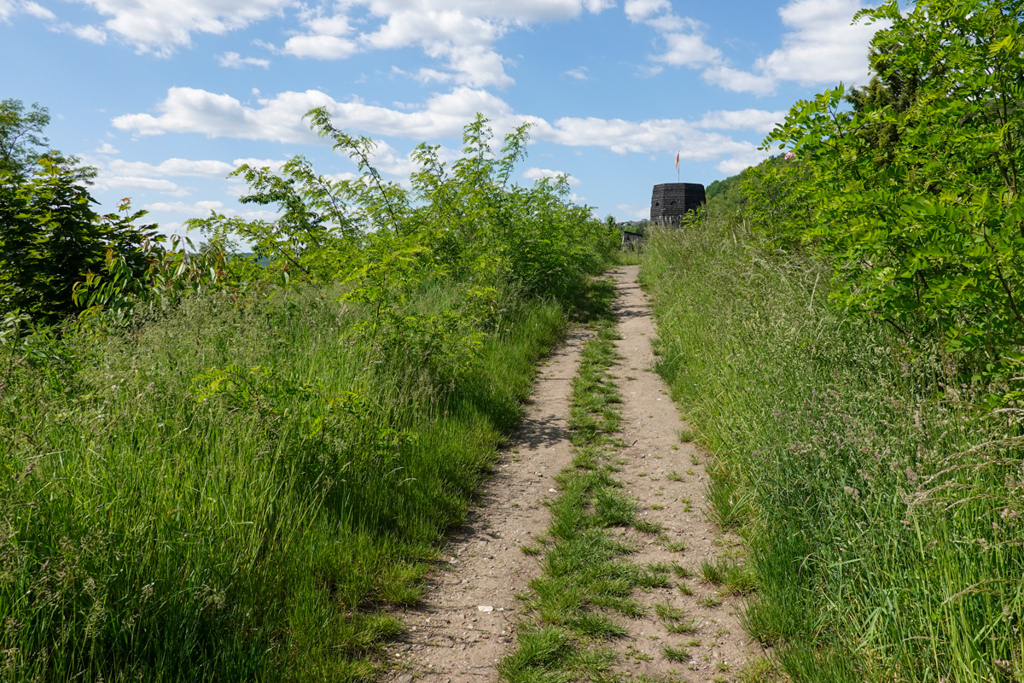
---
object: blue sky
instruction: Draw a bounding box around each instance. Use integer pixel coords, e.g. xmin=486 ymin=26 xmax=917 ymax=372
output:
xmin=1 ymin=0 xmax=885 ymax=234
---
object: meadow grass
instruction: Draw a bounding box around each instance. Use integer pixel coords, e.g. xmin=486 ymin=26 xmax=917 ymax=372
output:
xmin=0 ymin=280 xmax=575 ymax=682
xmin=640 ymin=210 xmax=1024 ymax=682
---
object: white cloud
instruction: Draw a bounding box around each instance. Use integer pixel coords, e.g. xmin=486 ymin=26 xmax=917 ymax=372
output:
xmin=701 ymin=66 xmax=777 ymax=96
xmin=279 ymin=10 xmax=358 ymax=59
xmin=715 ymin=148 xmax=773 ymax=175
xmin=757 ymin=0 xmax=883 ymax=85
xmin=113 ymin=86 xmax=526 ymax=143
xmin=697 ymin=109 xmax=787 ymax=135
xmin=113 ymin=86 xmax=769 ymax=175
xmin=623 ymin=0 xmax=669 ymax=23
xmin=71 ymin=23 xmax=107 ymax=42
xmin=144 ymin=200 xmax=228 ymax=214
xmin=564 ymin=67 xmax=588 ymax=80
xmin=94 ymin=142 xmax=120 ymax=154
xmin=94 ymin=175 xmax=190 ymax=196
xmin=87 ymin=157 xmax=242 ymax=199
xmin=534 ymin=115 xmax=756 ymax=159
xmin=614 ymin=203 xmax=649 ymax=220
xmin=704 ymin=0 xmax=885 ymax=95
xmin=627 ymin=0 xmax=884 ymax=96
xmin=281 ymin=34 xmax=357 ymax=59
xmin=358 ymin=9 xmax=513 ymax=87
xmin=1 ymin=0 xmax=55 ymax=21
xmin=50 ymin=0 xmax=611 ymax=86
xmin=67 ymin=0 xmax=294 ymax=56
xmin=523 ymin=167 xmax=581 ymax=186
xmin=653 ymin=30 xmax=722 ymax=67
xmin=623 ymin=1 xmax=721 ymax=70
xmin=108 ymin=158 xmax=237 ymax=178
xmin=218 ymin=51 xmax=270 ymax=68
xmin=362 ymin=140 xmax=417 ymax=177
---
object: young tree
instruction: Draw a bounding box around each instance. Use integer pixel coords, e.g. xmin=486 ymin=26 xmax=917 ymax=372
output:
xmin=762 ymin=0 xmax=1024 ymax=366
xmin=0 ymin=99 xmax=51 ymax=177
xmin=0 ymin=103 xmax=159 ymax=322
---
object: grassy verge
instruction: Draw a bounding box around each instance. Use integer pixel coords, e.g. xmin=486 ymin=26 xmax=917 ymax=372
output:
xmin=499 ymin=278 xmax=671 ymax=683
xmin=0 ymin=282 xmax=576 ymax=682
xmin=640 ymin=211 xmax=1024 ymax=682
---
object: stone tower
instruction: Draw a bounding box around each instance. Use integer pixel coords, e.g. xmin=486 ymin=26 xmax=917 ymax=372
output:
xmin=650 ymin=183 xmax=706 ymax=226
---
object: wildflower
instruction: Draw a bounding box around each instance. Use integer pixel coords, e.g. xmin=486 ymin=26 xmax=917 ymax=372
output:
xmin=784 ymin=152 xmax=797 ymax=160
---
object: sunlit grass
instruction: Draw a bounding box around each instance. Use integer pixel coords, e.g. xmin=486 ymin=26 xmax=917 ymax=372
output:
xmin=641 ymin=206 xmax=1024 ymax=682
xmin=0 ymin=281 xmax=574 ymax=682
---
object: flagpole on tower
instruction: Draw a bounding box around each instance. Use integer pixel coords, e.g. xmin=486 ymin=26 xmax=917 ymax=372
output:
xmin=675 ymin=151 xmax=680 ymax=182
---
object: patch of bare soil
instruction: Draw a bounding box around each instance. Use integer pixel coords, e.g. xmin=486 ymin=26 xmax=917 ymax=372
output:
xmin=386 ymin=266 xmax=762 ymax=683
xmin=604 ymin=265 xmax=761 ymax=680
xmin=386 ymin=327 xmax=588 ymax=683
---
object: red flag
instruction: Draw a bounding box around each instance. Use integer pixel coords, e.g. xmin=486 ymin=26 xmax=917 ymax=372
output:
xmin=674 ymin=152 xmax=679 ymax=171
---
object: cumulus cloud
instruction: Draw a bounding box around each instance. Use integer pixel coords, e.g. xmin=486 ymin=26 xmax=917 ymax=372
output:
xmin=63 ymin=0 xmax=294 ymax=56
xmin=533 ymin=115 xmax=757 ymax=159
xmin=701 ymin=66 xmax=777 ymax=96
xmin=69 ymin=23 xmax=107 ymax=42
xmin=112 ymin=86 xmax=527 ymax=143
xmin=107 ymin=158 xmax=237 ymax=178
xmin=629 ymin=0 xmax=884 ymax=96
xmin=144 ymin=200 xmax=228 ymax=214
xmin=697 ymin=109 xmax=787 ymax=135
xmin=624 ymin=1 xmax=721 ymax=70
xmin=564 ymin=67 xmax=588 ymax=80
xmin=281 ymin=34 xmax=357 ymax=59
xmin=87 ymin=157 xmax=243 ymax=199
xmin=523 ymin=167 xmax=581 ymax=186
xmin=218 ymin=51 xmax=270 ymax=68
xmin=92 ymin=175 xmax=190 ymax=197
xmin=42 ymin=0 xmax=612 ymax=85
xmin=113 ymin=86 xmax=771 ymax=175
xmin=279 ymin=10 xmax=358 ymax=59
xmin=751 ymin=0 xmax=884 ymax=87
xmin=623 ymin=0 xmax=669 ymax=23
xmin=703 ymin=0 xmax=885 ymax=95
xmin=653 ymin=29 xmax=722 ymax=67
xmin=0 ymin=0 xmax=54 ymax=21
xmin=716 ymin=148 xmax=774 ymax=175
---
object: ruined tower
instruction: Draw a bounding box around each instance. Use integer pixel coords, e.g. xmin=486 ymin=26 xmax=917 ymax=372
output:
xmin=650 ymin=183 xmax=706 ymax=226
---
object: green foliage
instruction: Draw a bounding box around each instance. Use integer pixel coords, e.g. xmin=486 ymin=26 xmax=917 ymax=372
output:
xmin=0 ymin=99 xmax=50 ymax=176
xmin=642 ymin=213 xmax=1024 ymax=683
xmin=73 ymin=234 xmax=229 ymax=331
xmin=188 ymin=111 xmax=615 ymax=389
xmin=704 ymin=172 xmax=748 ymax=218
xmin=761 ymin=0 xmax=1024 ymax=377
xmin=1 ymin=158 xmax=160 ymax=322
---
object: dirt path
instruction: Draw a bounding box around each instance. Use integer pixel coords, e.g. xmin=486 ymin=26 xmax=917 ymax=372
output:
xmin=388 ymin=266 xmax=761 ymax=683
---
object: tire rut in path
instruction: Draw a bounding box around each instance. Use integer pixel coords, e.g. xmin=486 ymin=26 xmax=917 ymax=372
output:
xmin=387 ymin=266 xmax=762 ymax=683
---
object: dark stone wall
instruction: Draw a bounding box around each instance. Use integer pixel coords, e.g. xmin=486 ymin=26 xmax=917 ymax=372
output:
xmin=650 ymin=183 xmax=706 ymax=225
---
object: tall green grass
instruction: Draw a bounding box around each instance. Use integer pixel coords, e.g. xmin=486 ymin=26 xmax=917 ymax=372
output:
xmin=0 ymin=281 xmax=570 ymax=681
xmin=641 ymin=210 xmax=1024 ymax=682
